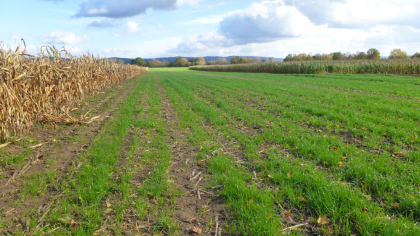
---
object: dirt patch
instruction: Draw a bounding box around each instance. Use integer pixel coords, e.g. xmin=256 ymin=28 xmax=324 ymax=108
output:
xmin=157 ymin=78 xmax=226 ymax=235
xmin=98 ymin=80 xmax=153 ymax=236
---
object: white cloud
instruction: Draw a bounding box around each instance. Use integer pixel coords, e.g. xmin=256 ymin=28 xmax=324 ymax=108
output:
xmin=114 ymin=21 xmax=141 ymax=37
xmin=45 ymin=31 xmax=89 ymax=44
xmin=63 ymin=46 xmax=82 ymax=56
xmin=74 ymin=0 xmax=177 ymax=18
xmin=284 ymin=0 xmax=420 ymax=28
xmin=169 ymin=32 xmax=234 ymax=54
xmin=219 ymin=0 xmax=316 ymax=44
xmin=167 ymin=0 xmax=420 ymax=57
xmin=126 ymin=22 xmax=139 ymax=35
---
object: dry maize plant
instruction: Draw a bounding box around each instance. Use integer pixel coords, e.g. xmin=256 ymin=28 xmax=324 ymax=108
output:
xmin=0 ymin=40 xmax=148 ymax=141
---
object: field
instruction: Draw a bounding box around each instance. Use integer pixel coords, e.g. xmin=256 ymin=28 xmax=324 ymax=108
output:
xmin=1 ymin=67 xmax=420 ymax=235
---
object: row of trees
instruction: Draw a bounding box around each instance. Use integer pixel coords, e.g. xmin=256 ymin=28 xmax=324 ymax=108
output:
xmin=284 ymin=49 xmax=419 ymax=62
xmin=207 ymin=58 xmax=229 ymax=65
xmin=131 ymin=49 xmax=420 ymax=68
xmin=132 ymin=57 xmax=205 ymax=67
xmin=230 ymin=56 xmax=275 ymax=64
xmin=283 ymin=49 xmax=381 ymax=62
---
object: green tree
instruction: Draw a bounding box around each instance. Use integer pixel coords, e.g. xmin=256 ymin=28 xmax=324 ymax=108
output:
xmin=196 ymin=57 xmax=206 ymax=65
xmin=367 ymin=48 xmax=381 ymax=59
xmin=175 ymin=56 xmax=189 ymax=67
xmin=283 ymin=54 xmax=293 ymax=62
xmin=230 ymin=56 xmax=240 ymax=64
xmin=239 ymin=57 xmax=249 ymax=64
xmin=389 ymin=49 xmax=408 ymax=59
xmin=332 ymin=52 xmax=343 ymax=60
xmin=217 ymin=58 xmax=228 ymax=64
xmin=355 ymin=52 xmax=367 ymax=60
xmin=131 ymin=57 xmax=146 ymax=66
xmin=147 ymin=59 xmax=165 ymax=67
xmin=411 ymin=52 xmax=420 ymax=58
xmin=189 ymin=58 xmax=198 ymax=65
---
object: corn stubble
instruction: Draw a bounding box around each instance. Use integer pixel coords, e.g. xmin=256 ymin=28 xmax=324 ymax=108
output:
xmin=0 ymin=40 xmax=148 ymax=141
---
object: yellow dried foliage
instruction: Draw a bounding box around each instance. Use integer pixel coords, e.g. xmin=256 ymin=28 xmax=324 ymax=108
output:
xmin=0 ymin=40 xmax=148 ymax=141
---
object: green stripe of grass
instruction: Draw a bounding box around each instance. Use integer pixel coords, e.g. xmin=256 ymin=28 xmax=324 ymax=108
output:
xmin=43 ymin=75 xmax=149 ymax=235
xmin=179 ymin=75 xmax=420 ymax=220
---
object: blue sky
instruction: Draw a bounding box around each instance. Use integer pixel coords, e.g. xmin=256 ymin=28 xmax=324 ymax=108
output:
xmin=1 ymin=0 xmax=420 ymax=58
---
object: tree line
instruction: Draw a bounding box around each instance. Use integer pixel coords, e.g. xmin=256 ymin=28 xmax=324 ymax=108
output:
xmin=131 ymin=56 xmax=204 ymax=67
xmin=132 ymin=56 xmax=274 ymax=67
xmin=130 ymin=49 xmax=420 ymax=67
xmin=284 ymin=48 xmax=420 ymax=62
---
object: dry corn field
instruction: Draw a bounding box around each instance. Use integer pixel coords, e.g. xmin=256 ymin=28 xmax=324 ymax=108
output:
xmin=0 ymin=41 xmax=147 ymax=141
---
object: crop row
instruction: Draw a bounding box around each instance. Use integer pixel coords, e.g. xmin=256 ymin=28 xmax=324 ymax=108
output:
xmin=158 ymin=70 xmax=420 ymax=235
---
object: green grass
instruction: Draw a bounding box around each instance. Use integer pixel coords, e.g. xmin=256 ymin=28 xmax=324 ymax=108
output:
xmin=5 ymin=68 xmax=419 ymax=235
xmin=156 ymin=70 xmax=420 ymax=235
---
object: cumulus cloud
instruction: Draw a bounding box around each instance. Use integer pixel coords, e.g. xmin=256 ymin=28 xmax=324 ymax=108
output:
xmin=363 ymin=25 xmax=420 ymax=54
xmin=284 ymin=0 xmax=420 ymax=28
xmin=74 ymin=0 xmax=177 ymax=18
xmin=170 ymin=0 xmax=317 ymax=53
xmin=45 ymin=31 xmax=89 ymax=44
xmin=169 ymin=32 xmax=234 ymax=54
xmin=219 ymin=0 xmax=316 ymax=44
xmin=125 ymin=21 xmax=139 ymax=35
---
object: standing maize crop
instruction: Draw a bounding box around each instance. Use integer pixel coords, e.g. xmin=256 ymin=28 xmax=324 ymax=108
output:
xmin=0 ymin=40 xmax=148 ymax=141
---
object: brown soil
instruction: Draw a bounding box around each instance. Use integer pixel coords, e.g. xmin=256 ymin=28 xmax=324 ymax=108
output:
xmin=157 ymin=78 xmax=227 ymax=236
xmin=0 ymin=77 xmax=141 ymax=233
xmin=98 ymin=80 xmax=151 ymax=236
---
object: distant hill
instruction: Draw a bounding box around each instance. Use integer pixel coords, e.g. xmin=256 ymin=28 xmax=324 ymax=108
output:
xmin=109 ymin=56 xmax=283 ymax=64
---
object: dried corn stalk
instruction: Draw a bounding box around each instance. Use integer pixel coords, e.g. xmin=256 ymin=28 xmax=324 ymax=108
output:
xmin=0 ymin=39 xmax=148 ymax=141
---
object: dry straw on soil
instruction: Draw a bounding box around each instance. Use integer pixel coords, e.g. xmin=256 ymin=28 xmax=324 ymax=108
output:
xmin=0 ymin=40 xmax=147 ymax=141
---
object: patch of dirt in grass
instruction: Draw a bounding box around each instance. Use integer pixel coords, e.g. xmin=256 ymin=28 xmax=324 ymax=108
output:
xmin=157 ymin=80 xmax=227 ymax=236
xmin=100 ymin=80 xmax=152 ymax=236
xmin=0 ymin=77 xmax=141 ymax=233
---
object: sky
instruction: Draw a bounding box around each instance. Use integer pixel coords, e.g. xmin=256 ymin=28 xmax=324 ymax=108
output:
xmin=1 ymin=0 xmax=420 ymax=59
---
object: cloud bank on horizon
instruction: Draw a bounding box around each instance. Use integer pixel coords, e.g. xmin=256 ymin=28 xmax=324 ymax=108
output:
xmin=1 ymin=0 xmax=420 ymax=58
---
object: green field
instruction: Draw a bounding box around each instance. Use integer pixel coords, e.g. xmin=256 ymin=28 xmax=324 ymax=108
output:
xmin=1 ymin=68 xmax=420 ymax=235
